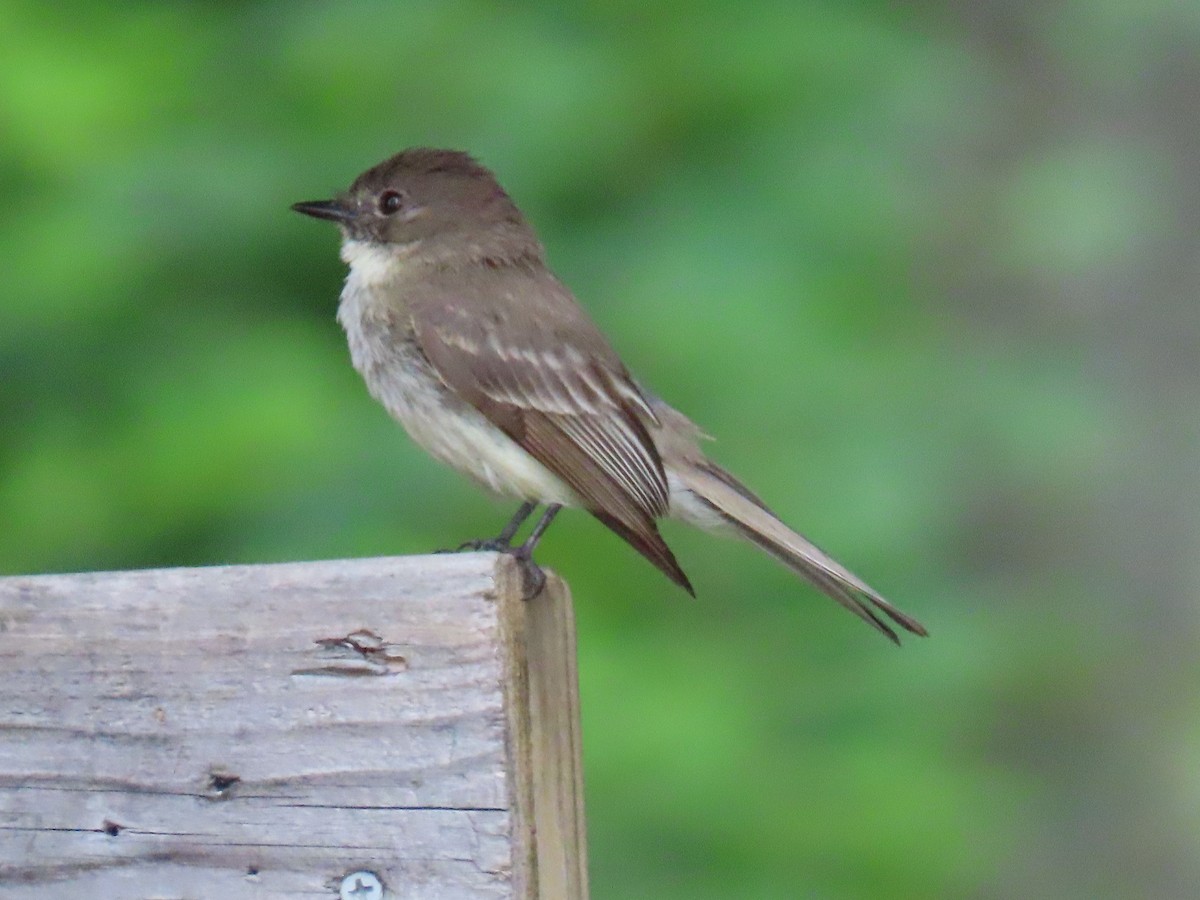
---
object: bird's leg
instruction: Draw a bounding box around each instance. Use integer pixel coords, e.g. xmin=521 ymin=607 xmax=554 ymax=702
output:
xmin=496 ymin=500 xmax=540 ymax=546
xmin=509 ymin=504 xmax=561 ymax=599
xmin=454 ymin=501 xmax=538 ymax=552
xmin=517 ymin=504 xmax=561 ymax=553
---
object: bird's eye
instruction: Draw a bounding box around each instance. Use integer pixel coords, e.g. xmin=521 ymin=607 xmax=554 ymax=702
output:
xmin=378 ymin=190 xmax=404 ymax=215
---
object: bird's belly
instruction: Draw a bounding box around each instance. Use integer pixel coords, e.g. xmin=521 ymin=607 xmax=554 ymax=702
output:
xmin=395 ymin=385 xmax=580 ymax=506
xmin=339 ymin=285 xmax=579 ymax=506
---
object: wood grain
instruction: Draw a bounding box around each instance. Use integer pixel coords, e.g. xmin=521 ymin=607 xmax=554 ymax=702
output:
xmin=498 ymin=565 xmax=589 ymax=900
xmin=0 ymin=553 xmax=588 ymax=899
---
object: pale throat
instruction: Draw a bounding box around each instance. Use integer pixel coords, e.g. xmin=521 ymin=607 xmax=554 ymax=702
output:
xmin=339 ymin=238 xmax=422 ymax=285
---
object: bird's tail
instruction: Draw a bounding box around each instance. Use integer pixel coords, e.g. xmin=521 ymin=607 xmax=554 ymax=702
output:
xmin=672 ymin=459 xmax=928 ymax=644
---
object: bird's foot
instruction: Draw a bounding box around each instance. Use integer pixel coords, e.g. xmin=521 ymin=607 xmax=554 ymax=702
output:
xmin=436 ymin=501 xmax=540 ymax=554
xmin=434 ymin=537 xmax=510 ymax=554
xmin=457 ymin=538 xmax=514 ymax=553
xmin=434 ymin=503 xmax=555 ymax=598
xmin=508 ymin=544 xmax=547 ymax=600
xmin=436 ymin=538 xmax=545 ymax=598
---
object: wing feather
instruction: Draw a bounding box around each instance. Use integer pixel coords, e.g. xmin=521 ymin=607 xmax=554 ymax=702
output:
xmin=409 ymin=267 xmax=691 ymax=591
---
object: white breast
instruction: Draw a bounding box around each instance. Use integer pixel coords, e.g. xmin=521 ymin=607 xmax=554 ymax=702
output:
xmin=336 ymin=249 xmax=581 ymax=508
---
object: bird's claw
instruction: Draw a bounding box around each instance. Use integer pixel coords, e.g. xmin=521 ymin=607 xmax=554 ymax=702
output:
xmin=511 ymin=550 xmax=547 ymax=600
xmin=434 ymin=538 xmax=512 ymax=554
xmin=460 ymin=538 xmax=513 ymax=553
xmin=433 ymin=538 xmax=544 ymax=597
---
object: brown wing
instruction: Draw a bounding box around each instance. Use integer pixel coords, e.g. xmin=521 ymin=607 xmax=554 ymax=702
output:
xmin=410 ymin=266 xmax=693 ymax=593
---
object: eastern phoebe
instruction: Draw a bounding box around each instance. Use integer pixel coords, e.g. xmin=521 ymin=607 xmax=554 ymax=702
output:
xmin=292 ymin=148 xmax=926 ymax=643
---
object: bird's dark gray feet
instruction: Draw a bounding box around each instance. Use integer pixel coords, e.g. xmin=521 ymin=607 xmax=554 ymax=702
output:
xmin=510 ymin=546 xmax=547 ymax=599
xmin=437 ymin=502 xmax=561 ymax=599
xmin=435 ymin=500 xmax=538 ymax=554
xmin=506 ymin=504 xmax=561 ymax=600
xmin=453 ymin=537 xmax=511 ymax=552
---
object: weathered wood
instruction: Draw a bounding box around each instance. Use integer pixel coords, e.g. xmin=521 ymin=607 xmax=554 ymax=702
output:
xmin=497 ymin=564 xmax=588 ymax=900
xmin=0 ymin=553 xmax=588 ymax=899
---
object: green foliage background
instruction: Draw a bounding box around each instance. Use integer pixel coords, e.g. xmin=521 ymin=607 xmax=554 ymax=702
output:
xmin=3 ymin=2 xmax=1198 ymax=897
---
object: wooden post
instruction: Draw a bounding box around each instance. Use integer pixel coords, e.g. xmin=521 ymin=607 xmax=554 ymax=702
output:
xmin=0 ymin=553 xmax=588 ymax=899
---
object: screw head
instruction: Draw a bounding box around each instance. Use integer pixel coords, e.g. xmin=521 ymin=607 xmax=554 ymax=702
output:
xmin=339 ymin=870 xmax=383 ymax=900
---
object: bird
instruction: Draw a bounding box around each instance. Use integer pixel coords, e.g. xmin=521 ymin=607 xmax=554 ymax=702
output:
xmin=292 ymin=148 xmax=926 ymax=643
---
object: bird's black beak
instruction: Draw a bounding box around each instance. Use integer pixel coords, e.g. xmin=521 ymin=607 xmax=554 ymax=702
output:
xmin=290 ymin=199 xmax=355 ymax=223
